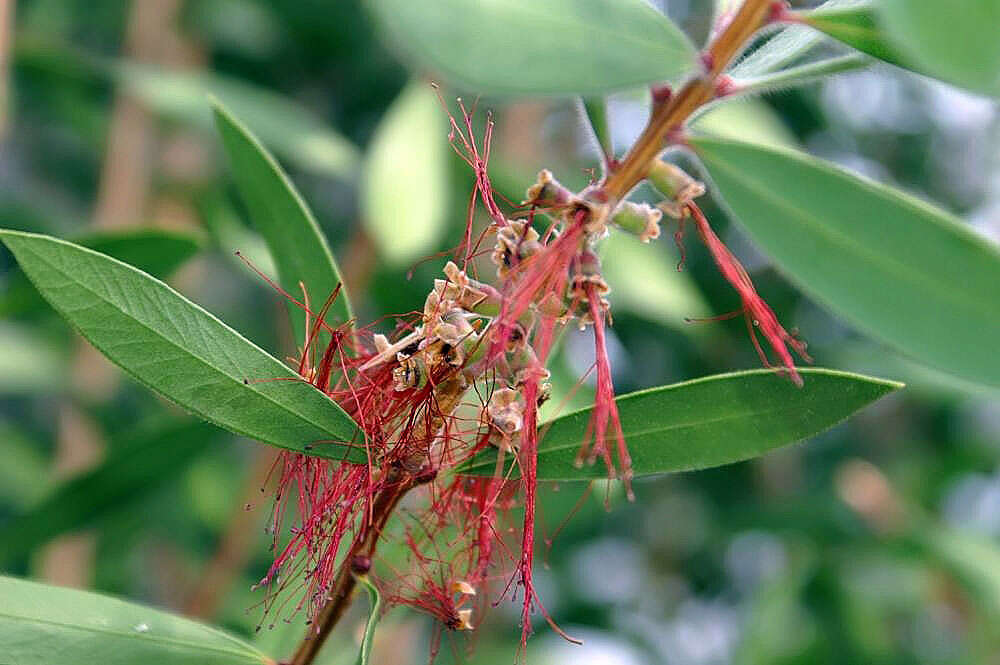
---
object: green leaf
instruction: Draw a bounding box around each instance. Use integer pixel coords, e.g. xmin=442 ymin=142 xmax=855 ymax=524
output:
xmin=0 ymin=418 xmax=219 ymax=562
xmin=116 ymin=62 xmax=360 ymax=178
xmin=0 ymin=230 xmax=361 ymax=460
xmin=2 ymin=228 xmax=203 ymax=317
xmin=691 ymin=98 xmax=798 ymax=150
xmin=727 ymin=21 xmax=823 ymax=80
xmin=689 ymin=136 xmax=1000 ymax=389
xmin=728 ymin=0 xmax=856 ymax=80
xmin=725 ymin=54 xmax=870 ymax=97
xmin=355 ymin=576 xmax=382 ymax=665
xmin=212 ymin=100 xmax=353 ymax=343
xmin=365 ymin=0 xmax=697 ymax=95
xmin=460 ymin=369 xmax=901 ymax=480
xmin=0 ymin=575 xmax=269 ymax=665
xmin=878 ymin=0 xmax=1000 ymax=97
xmin=797 ymin=5 xmax=907 ymax=67
xmin=361 ymin=83 xmax=449 ymax=266
xmin=195 ymin=191 xmax=278 ymax=280
xmin=80 ymin=229 xmax=205 ymax=279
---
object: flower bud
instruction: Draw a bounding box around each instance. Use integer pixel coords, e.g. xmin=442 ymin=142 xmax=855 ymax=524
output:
xmin=577 ymin=186 xmax=612 ymax=235
xmin=647 ymin=160 xmax=706 ymax=219
xmin=611 ymin=201 xmax=663 ymax=243
xmin=524 ymin=169 xmax=572 ymax=207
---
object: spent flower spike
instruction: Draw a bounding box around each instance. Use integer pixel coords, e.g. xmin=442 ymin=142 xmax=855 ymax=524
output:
xmin=246 ymin=83 xmax=806 ymax=664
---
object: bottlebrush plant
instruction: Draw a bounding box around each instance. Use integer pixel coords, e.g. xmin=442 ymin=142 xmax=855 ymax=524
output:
xmin=2 ymin=1 xmax=1000 ymax=665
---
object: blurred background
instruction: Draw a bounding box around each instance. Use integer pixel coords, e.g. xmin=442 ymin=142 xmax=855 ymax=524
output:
xmin=2 ymin=1 xmax=1000 ymax=663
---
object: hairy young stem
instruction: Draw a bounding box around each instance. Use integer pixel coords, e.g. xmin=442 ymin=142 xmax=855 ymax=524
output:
xmin=602 ymin=0 xmax=775 ymax=203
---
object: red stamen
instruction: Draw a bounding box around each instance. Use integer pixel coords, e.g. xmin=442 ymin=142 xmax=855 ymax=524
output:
xmin=687 ymin=203 xmax=811 ymax=385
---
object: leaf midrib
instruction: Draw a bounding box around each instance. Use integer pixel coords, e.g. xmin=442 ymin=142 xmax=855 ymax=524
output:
xmin=462 ymin=401 xmax=816 ymax=474
xmin=18 ymin=237 xmax=354 ymax=447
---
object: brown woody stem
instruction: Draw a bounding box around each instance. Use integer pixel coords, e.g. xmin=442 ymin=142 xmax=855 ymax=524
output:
xmin=287 ymin=475 xmax=413 ymax=665
xmin=287 ymin=378 xmax=467 ymax=665
xmin=602 ymin=0 xmax=776 ymax=203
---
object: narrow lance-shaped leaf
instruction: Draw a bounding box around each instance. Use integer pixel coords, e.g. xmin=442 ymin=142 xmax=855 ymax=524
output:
xmin=691 ymin=98 xmax=798 ymax=150
xmin=690 ymin=136 xmax=1000 ymax=389
xmin=725 ymin=54 xmax=870 ymax=98
xmin=728 ymin=0 xmax=860 ymax=80
xmin=461 ymin=369 xmax=901 ymax=480
xmin=365 ymin=0 xmax=697 ymax=95
xmin=116 ymin=61 xmax=360 ymax=178
xmin=0 ymin=418 xmax=220 ymax=562
xmin=794 ymin=4 xmax=907 ymax=67
xmin=0 ymin=230 xmax=361 ymax=460
xmin=212 ymin=100 xmax=354 ymax=345
xmin=796 ymin=1 xmax=1000 ymax=98
xmin=362 ymin=82 xmax=449 ymax=267
xmin=1 ymin=228 xmax=203 ymax=316
xmin=0 ymin=575 xmax=271 ymax=665
xmin=877 ymin=0 xmax=1000 ymax=98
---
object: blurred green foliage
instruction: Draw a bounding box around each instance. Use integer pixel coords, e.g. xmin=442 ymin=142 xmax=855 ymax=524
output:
xmin=2 ymin=1 xmax=999 ymax=664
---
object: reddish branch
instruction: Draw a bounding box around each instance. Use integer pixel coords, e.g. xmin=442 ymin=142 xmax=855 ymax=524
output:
xmin=286 ymin=472 xmax=416 ymax=665
xmin=602 ymin=0 xmax=777 ymax=203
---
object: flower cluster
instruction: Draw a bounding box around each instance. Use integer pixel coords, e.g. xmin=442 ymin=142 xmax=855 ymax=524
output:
xmin=254 ymin=101 xmax=808 ymax=655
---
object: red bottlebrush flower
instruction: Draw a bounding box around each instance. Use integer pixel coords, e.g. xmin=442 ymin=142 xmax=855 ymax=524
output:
xmin=686 ymin=202 xmax=811 ymax=386
xmin=245 ymin=94 xmax=619 ymax=656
